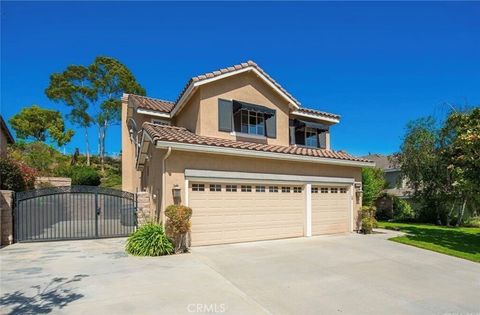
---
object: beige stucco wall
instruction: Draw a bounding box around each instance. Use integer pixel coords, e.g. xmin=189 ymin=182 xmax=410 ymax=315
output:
xmin=155 ymin=150 xmax=362 ymax=227
xmin=174 ymin=71 xmax=292 ymax=146
xmin=121 ymin=97 xmax=158 ymax=193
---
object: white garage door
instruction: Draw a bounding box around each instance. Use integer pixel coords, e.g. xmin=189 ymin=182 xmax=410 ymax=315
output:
xmin=189 ymin=183 xmax=304 ymax=246
xmin=312 ymin=186 xmax=351 ymax=235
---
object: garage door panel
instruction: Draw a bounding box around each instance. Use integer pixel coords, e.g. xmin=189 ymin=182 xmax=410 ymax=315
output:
xmin=312 ymin=186 xmax=350 ymax=235
xmin=189 ymin=182 xmax=304 ymax=246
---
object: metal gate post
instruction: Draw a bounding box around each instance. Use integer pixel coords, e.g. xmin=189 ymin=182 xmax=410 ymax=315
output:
xmin=95 ymin=190 xmax=99 ymax=237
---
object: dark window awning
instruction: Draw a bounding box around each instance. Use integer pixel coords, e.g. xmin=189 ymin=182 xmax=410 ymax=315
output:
xmin=233 ymin=100 xmax=276 ymax=116
xmin=293 ymin=119 xmax=329 ymax=131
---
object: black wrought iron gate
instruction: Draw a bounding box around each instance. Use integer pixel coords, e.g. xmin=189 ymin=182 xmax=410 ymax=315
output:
xmin=15 ymin=186 xmax=137 ymax=242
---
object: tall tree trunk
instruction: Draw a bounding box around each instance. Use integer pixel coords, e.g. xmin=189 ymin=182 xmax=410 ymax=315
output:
xmin=99 ymin=119 xmax=108 ymax=172
xmin=446 ymin=201 xmax=456 ymax=226
xmin=456 ymin=198 xmax=467 ymax=227
xmin=84 ymin=127 xmax=90 ymax=166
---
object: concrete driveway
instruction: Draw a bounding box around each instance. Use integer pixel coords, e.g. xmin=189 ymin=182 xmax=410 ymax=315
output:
xmin=1 ymin=232 xmax=479 ymax=315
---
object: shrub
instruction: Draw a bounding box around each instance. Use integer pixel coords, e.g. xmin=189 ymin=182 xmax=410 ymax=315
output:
xmin=0 ymin=158 xmax=36 ymax=191
xmin=463 ymin=217 xmax=480 ymax=228
xmin=165 ymin=204 xmax=192 ymax=253
xmin=392 ymin=197 xmax=414 ymax=221
xmin=70 ymin=166 xmax=101 ymax=186
xmin=126 ymin=223 xmax=174 ymax=256
xmin=360 ymin=205 xmax=378 ymax=234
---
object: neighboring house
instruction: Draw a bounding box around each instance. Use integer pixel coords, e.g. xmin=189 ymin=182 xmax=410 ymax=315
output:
xmin=122 ymin=60 xmax=374 ymax=246
xmin=0 ymin=115 xmax=15 ymax=158
xmin=362 ymin=154 xmax=411 ymax=199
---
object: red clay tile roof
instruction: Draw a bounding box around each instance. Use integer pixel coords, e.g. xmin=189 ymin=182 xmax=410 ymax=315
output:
xmin=130 ymin=60 xmax=340 ymax=120
xmin=143 ymin=122 xmax=371 ymax=163
xmin=130 ymin=94 xmax=174 ymax=113
xmin=175 ymin=60 xmax=301 ymax=106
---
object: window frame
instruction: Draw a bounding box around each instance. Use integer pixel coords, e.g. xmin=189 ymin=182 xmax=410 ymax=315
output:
xmin=241 ymin=185 xmax=252 ymax=192
xmin=305 ymin=127 xmax=318 ymax=148
xmin=281 ymin=186 xmax=291 ymax=193
xmin=209 ymin=184 xmax=222 ymax=192
xmin=255 ymin=185 xmax=266 ymax=192
xmin=234 ymin=109 xmax=266 ymax=136
xmin=269 ymin=186 xmax=279 ymax=193
xmin=320 ymin=187 xmax=329 ymax=194
xmin=330 ymin=187 xmax=339 ymax=193
xmin=192 ymin=183 xmax=205 ymax=192
xmin=340 ymin=187 xmax=347 ymax=194
xmin=293 ymin=187 xmax=302 ymax=193
xmin=226 ymin=184 xmax=237 ymax=192
xmin=311 ymin=187 xmax=319 ymax=193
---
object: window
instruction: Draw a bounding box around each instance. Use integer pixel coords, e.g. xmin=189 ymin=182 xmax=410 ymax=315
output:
xmin=269 ymin=186 xmax=279 ymax=193
xmin=311 ymin=187 xmax=319 ymax=193
xmin=320 ymin=187 xmax=329 ymax=193
xmin=192 ymin=184 xmax=205 ymax=192
xmin=241 ymin=185 xmax=252 ymax=192
xmin=305 ymin=127 xmax=318 ymax=148
xmin=210 ymin=184 xmax=221 ymax=192
xmin=234 ymin=109 xmax=265 ymax=136
xmin=293 ymin=187 xmax=302 ymax=193
xmin=226 ymin=185 xmax=237 ymax=192
xmin=281 ymin=187 xmax=291 ymax=193
xmin=255 ymin=186 xmax=265 ymax=192
xmin=340 ymin=188 xmax=347 ymax=194
xmin=330 ymin=187 xmax=338 ymax=193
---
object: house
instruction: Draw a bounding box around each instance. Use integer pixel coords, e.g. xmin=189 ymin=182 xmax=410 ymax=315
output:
xmin=0 ymin=115 xmax=15 ymax=158
xmin=361 ymin=154 xmax=411 ymax=199
xmin=122 ymin=61 xmax=374 ymax=246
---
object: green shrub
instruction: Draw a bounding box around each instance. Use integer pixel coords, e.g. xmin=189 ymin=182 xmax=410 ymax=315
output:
xmin=393 ymin=197 xmax=414 ymax=221
xmin=165 ymin=204 xmax=192 ymax=253
xmin=126 ymin=223 xmax=174 ymax=256
xmin=360 ymin=205 xmax=378 ymax=234
xmin=0 ymin=157 xmax=36 ymax=191
xmin=70 ymin=166 xmax=101 ymax=186
xmin=463 ymin=217 xmax=480 ymax=228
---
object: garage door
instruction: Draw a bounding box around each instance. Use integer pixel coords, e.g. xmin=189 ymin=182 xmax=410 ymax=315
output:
xmin=189 ymin=183 xmax=304 ymax=246
xmin=312 ymin=186 xmax=350 ymax=235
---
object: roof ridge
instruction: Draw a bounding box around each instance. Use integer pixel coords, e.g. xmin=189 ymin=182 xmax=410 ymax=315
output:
xmin=130 ymin=94 xmax=175 ymax=104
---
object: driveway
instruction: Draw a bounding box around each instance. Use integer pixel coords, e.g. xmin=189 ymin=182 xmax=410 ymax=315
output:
xmin=1 ymin=232 xmax=479 ymax=315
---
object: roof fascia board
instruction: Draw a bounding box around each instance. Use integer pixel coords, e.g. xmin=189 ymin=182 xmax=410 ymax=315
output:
xmin=154 ymin=140 xmax=375 ymax=167
xmin=136 ymin=108 xmax=171 ymax=118
xmin=185 ymin=169 xmax=355 ymax=184
xmin=291 ymin=110 xmax=340 ymax=124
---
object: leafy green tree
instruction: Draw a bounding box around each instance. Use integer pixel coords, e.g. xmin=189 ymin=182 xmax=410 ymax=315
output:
xmin=45 ymin=56 xmax=145 ymax=169
xmin=362 ymin=167 xmax=386 ymax=207
xmin=9 ymin=105 xmax=74 ymax=147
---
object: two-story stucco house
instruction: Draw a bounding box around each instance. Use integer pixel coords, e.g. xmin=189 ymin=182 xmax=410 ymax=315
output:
xmin=122 ymin=61 xmax=374 ymax=246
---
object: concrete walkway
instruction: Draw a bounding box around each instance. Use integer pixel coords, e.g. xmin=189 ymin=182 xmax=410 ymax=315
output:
xmin=1 ymin=233 xmax=479 ymax=314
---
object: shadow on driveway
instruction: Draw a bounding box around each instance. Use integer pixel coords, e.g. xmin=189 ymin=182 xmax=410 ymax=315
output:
xmin=0 ymin=274 xmax=88 ymax=315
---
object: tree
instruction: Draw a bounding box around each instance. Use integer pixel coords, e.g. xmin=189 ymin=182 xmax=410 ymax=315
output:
xmin=362 ymin=167 xmax=386 ymax=207
xmin=45 ymin=56 xmax=145 ymax=169
xmin=9 ymin=105 xmax=74 ymax=147
xmin=396 ymin=107 xmax=480 ymax=225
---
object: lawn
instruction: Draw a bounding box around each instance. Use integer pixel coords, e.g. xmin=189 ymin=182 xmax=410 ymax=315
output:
xmin=377 ymin=222 xmax=480 ymax=263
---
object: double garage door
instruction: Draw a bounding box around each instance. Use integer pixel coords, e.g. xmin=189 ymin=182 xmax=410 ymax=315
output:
xmin=189 ymin=182 xmax=351 ymax=246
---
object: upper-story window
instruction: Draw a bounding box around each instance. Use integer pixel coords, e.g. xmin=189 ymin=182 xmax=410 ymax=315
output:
xmin=290 ymin=119 xmax=328 ymax=149
xmin=218 ymin=99 xmax=276 ymax=138
xmin=235 ymin=109 xmax=265 ymax=136
xmin=305 ymin=127 xmax=318 ymax=147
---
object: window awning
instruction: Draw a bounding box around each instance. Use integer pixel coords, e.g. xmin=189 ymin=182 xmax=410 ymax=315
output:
xmin=233 ymin=100 xmax=276 ymax=115
xmin=294 ymin=119 xmax=329 ymax=131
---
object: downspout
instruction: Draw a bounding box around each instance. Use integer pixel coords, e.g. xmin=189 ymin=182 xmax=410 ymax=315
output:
xmin=161 ymin=146 xmax=172 ymax=226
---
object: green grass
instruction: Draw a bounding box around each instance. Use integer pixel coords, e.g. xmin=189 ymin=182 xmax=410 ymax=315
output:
xmin=377 ymin=221 xmax=480 ymax=263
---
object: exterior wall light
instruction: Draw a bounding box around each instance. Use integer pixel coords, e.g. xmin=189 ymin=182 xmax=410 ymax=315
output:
xmin=172 ymin=185 xmax=182 ymax=199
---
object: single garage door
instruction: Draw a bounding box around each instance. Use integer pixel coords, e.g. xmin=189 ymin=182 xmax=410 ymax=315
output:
xmin=312 ymin=186 xmax=350 ymax=235
xmin=189 ymin=182 xmax=304 ymax=246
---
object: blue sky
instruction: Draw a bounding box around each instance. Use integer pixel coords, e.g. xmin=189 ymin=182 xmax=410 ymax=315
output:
xmin=1 ymin=1 xmax=479 ymax=156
